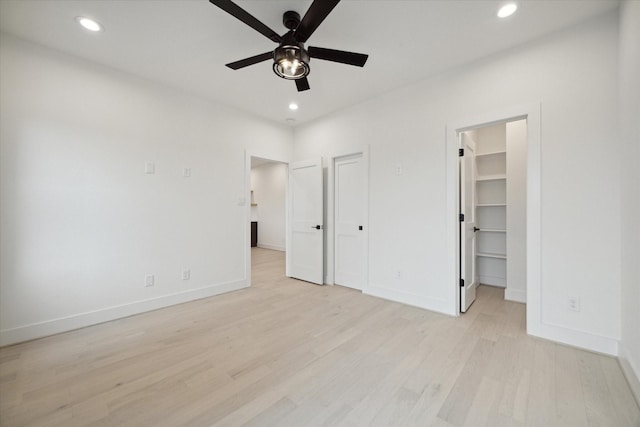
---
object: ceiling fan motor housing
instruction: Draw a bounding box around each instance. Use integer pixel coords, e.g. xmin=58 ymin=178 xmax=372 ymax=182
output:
xmin=283 ymin=11 xmax=301 ymax=30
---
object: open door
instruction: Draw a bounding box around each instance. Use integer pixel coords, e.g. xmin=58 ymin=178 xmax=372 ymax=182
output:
xmin=287 ymin=158 xmax=324 ymax=284
xmin=460 ymin=133 xmax=478 ymax=312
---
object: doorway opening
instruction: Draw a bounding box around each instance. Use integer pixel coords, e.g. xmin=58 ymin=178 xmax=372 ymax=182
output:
xmin=458 ymin=119 xmax=528 ymax=313
xmin=246 ymin=155 xmax=288 ymax=285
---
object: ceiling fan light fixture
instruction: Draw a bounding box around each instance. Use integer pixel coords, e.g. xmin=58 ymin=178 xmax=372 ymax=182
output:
xmin=273 ymin=45 xmax=310 ymax=80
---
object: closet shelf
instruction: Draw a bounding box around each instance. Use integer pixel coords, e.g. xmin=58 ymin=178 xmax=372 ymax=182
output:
xmin=477 ymin=252 xmax=507 ymax=259
xmin=476 ymin=150 xmax=506 ymax=157
xmin=477 ymin=174 xmax=506 ymax=182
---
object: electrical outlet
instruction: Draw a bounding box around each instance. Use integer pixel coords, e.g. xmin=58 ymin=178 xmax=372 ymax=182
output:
xmin=567 ymin=296 xmax=580 ymax=312
xmin=145 ymin=275 xmax=154 ymax=287
xmin=182 ymin=269 xmax=190 ymax=280
xmin=395 ymin=270 xmax=402 ymax=279
xmin=183 ymin=168 xmax=191 ymax=178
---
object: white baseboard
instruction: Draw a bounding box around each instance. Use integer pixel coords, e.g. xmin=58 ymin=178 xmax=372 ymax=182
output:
xmin=479 ymin=275 xmax=506 ymax=287
xmin=257 ymin=243 xmax=285 ymax=252
xmin=365 ymin=284 xmax=455 ymax=316
xmin=619 ymin=343 xmax=640 ymax=405
xmin=0 ymin=279 xmax=247 ymax=347
xmin=528 ymin=321 xmax=619 ymax=356
xmin=505 ymin=288 xmax=527 ymax=303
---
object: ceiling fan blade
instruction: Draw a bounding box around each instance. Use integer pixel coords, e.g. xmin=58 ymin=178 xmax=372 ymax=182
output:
xmin=295 ymin=77 xmax=310 ymax=92
xmin=226 ymin=52 xmax=273 ymax=70
xmin=308 ymin=46 xmax=368 ymax=67
xmin=294 ymin=0 xmax=340 ymax=43
xmin=209 ymin=0 xmax=282 ymax=43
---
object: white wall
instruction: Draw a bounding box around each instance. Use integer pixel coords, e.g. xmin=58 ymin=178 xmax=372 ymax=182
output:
xmin=250 ymin=162 xmax=287 ymax=251
xmin=618 ymin=0 xmax=640 ymax=401
xmin=294 ymin=12 xmax=620 ymax=354
xmin=0 ymin=34 xmax=293 ymax=345
xmin=474 ymin=124 xmax=506 ymax=154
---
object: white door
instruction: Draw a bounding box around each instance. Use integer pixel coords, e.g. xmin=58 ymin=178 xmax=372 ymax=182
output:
xmin=334 ymin=154 xmax=365 ymax=290
xmin=287 ymin=158 xmax=324 ymax=284
xmin=460 ymin=133 xmax=478 ymax=312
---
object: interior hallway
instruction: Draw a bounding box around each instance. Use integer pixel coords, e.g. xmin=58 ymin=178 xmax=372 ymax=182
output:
xmin=0 ymin=247 xmax=637 ymax=426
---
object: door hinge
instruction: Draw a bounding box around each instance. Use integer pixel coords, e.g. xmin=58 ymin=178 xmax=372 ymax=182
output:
xmin=459 ymin=148 xmax=464 ymax=157
xmin=460 ymin=278 xmax=465 ymax=287
xmin=459 ymin=213 xmax=464 ymax=222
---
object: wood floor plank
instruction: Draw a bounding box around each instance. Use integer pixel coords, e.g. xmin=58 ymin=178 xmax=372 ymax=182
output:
xmin=578 ymin=350 xmax=625 ymax=426
xmin=0 ymin=248 xmax=637 ymax=427
xmin=554 ymin=344 xmax=589 ymax=426
xmin=525 ymin=339 xmax=556 ymax=426
xmin=599 ymin=356 xmax=640 ymax=426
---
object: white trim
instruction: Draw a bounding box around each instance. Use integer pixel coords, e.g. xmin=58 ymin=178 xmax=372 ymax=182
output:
xmin=257 ymin=244 xmax=285 ymax=252
xmin=0 ymin=279 xmax=247 ymax=347
xmin=619 ymin=343 xmax=640 ymax=405
xmin=505 ymin=288 xmax=527 ymax=303
xmin=327 ymin=146 xmax=370 ymax=289
xmin=479 ymin=276 xmax=506 ymax=287
xmin=531 ymin=322 xmax=618 ymax=356
xmin=365 ymin=284 xmax=455 ymax=316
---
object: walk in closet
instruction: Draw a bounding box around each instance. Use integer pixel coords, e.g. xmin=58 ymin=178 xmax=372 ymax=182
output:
xmin=465 ymin=119 xmax=527 ymax=303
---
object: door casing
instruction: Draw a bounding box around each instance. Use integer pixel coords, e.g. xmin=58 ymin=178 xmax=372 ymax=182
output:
xmin=446 ymin=104 xmax=540 ymax=335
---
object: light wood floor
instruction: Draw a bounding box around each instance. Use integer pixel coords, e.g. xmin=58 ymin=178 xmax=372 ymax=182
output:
xmin=1 ymin=248 xmax=638 ymax=426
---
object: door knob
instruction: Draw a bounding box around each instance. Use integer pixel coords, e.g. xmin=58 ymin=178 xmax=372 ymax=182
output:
xmin=311 ymin=225 xmax=323 ymax=230
xmin=473 ymin=227 xmax=481 ymax=232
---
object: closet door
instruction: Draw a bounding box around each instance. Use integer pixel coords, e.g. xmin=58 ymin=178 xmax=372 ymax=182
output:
xmin=287 ymin=158 xmax=324 ymax=285
xmin=334 ymin=154 xmax=365 ymax=290
xmin=460 ymin=134 xmax=478 ymax=312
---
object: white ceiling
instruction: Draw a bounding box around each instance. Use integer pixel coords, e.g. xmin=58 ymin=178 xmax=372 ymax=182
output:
xmin=0 ymin=0 xmax=619 ymax=126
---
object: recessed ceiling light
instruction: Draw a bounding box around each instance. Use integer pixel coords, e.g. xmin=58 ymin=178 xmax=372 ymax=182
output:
xmin=76 ymin=16 xmax=103 ymax=32
xmin=289 ymin=103 xmax=299 ymax=111
xmin=497 ymin=3 xmax=518 ymax=18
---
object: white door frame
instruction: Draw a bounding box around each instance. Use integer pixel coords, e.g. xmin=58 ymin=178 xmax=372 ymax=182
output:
xmin=244 ymin=150 xmax=290 ymax=287
xmin=327 ymin=146 xmax=370 ymax=289
xmin=446 ymin=104 xmax=541 ymax=334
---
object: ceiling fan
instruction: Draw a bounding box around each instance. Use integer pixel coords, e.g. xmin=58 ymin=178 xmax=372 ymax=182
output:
xmin=209 ymin=0 xmax=369 ymax=92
